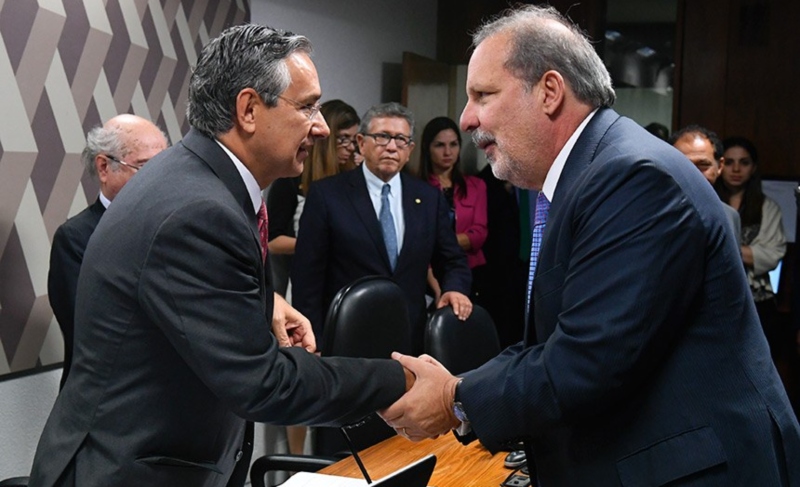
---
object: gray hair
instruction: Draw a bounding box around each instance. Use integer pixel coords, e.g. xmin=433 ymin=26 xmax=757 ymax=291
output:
xmin=473 ymin=5 xmax=615 ymax=108
xmin=359 ymin=102 xmax=415 ymax=136
xmin=81 ymin=124 xmax=126 ymax=177
xmin=187 ymin=24 xmax=313 ymax=137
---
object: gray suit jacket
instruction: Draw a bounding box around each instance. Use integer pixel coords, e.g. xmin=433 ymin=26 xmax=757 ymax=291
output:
xmin=459 ymin=109 xmax=800 ymax=486
xmin=30 ymin=129 xmax=406 ymax=487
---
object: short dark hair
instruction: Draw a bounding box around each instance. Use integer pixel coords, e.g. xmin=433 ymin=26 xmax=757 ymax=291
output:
xmin=670 ymin=124 xmax=724 ymax=160
xmin=187 ymin=24 xmax=312 ymax=137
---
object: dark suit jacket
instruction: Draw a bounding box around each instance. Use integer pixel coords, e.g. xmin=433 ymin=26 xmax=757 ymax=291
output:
xmin=291 ymin=167 xmax=471 ymax=353
xmin=458 ymin=109 xmax=800 ymax=486
xmin=47 ymin=199 xmax=105 ymax=389
xmin=29 ymin=129 xmax=407 ymax=487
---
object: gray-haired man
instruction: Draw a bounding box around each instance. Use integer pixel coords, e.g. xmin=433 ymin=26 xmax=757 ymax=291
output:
xmin=31 ymin=24 xmax=411 ymax=487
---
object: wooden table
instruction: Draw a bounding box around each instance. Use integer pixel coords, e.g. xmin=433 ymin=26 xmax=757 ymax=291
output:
xmin=319 ymin=433 xmax=510 ymax=486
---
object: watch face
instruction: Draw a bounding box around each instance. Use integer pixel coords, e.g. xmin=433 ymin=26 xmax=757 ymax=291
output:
xmin=453 ymin=401 xmax=469 ymax=423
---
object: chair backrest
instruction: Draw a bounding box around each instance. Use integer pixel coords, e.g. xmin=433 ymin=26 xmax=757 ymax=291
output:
xmin=425 ymin=305 xmax=501 ymax=376
xmin=0 ymin=477 xmax=29 ymax=487
xmin=322 ymin=275 xmax=412 ymax=357
xmin=316 ymin=275 xmax=412 ymax=456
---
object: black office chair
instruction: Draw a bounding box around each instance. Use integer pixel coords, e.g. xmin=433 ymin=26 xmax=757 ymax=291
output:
xmin=425 ymin=304 xmax=501 ymax=375
xmin=250 ymin=276 xmax=412 ymax=487
xmin=250 ymin=454 xmax=337 ymax=487
xmin=315 ymin=275 xmax=412 ymax=456
xmin=0 ymin=477 xmax=29 ymax=487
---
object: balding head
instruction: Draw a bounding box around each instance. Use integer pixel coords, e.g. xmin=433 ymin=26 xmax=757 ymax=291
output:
xmin=83 ymin=114 xmax=168 ymax=201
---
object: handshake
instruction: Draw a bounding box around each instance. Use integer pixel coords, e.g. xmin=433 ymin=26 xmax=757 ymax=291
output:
xmin=378 ymin=352 xmax=464 ymax=442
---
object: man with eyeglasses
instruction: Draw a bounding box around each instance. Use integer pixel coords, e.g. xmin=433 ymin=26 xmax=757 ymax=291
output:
xmin=31 ymin=25 xmax=413 ymax=487
xmin=47 ymin=113 xmax=168 ymax=390
xmin=292 ymin=102 xmax=473 ymax=357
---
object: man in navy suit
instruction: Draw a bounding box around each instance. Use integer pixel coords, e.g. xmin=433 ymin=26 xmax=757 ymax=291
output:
xmin=380 ymin=5 xmax=800 ymax=485
xmin=292 ymin=102 xmax=472 ymax=353
xmin=48 ymin=114 xmax=168 ymax=389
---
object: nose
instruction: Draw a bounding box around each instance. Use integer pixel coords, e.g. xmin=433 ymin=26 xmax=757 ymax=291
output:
xmin=460 ymin=101 xmax=478 ymax=132
xmin=311 ymin=112 xmax=330 ymax=139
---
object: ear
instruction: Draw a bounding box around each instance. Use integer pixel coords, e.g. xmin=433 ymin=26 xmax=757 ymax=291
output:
xmin=234 ymin=88 xmax=261 ymax=135
xmin=95 ymin=155 xmax=110 ymax=183
xmin=356 ymin=133 xmax=366 ymax=155
xmin=717 ymin=157 xmax=724 ymax=176
xmin=539 ymin=70 xmax=566 ymax=116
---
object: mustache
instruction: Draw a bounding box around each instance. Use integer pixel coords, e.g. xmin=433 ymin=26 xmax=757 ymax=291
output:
xmin=471 ymin=130 xmax=494 ymax=147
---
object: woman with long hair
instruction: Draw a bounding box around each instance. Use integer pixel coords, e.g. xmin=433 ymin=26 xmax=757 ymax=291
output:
xmin=419 ymin=116 xmax=488 ymax=305
xmin=715 ymin=136 xmax=787 ymax=360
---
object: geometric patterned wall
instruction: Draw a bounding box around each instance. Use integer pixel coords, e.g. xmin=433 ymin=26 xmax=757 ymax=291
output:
xmin=0 ymin=0 xmax=249 ymax=378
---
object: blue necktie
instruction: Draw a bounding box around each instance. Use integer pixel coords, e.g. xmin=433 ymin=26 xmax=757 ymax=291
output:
xmin=380 ymin=184 xmax=398 ymax=271
xmin=525 ymin=191 xmax=550 ymax=324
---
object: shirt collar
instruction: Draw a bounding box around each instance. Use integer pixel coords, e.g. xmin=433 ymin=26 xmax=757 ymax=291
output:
xmin=541 ymin=108 xmax=598 ymax=202
xmin=99 ymin=191 xmax=112 ymax=209
xmin=362 ymin=161 xmax=402 ymax=196
xmin=215 ymin=140 xmax=263 ymax=214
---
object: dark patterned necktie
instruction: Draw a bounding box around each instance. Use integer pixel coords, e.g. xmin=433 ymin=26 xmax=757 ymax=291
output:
xmin=257 ymin=200 xmax=268 ymax=263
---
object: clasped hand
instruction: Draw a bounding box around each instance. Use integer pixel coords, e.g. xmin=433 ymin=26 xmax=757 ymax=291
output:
xmin=378 ymin=352 xmax=461 ymax=441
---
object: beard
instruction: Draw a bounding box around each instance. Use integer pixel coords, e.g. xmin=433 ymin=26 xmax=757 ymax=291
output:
xmin=473 ymin=129 xmax=528 ymax=186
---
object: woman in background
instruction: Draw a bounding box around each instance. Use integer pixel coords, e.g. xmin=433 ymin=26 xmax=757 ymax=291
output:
xmin=419 ymin=116 xmax=488 ymax=306
xmin=715 ymin=136 xmax=787 ymax=361
xmin=265 ymin=99 xmax=360 ymax=455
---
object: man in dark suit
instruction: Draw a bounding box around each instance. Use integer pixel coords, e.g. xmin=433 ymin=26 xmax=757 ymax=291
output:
xmin=380 ymin=5 xmax=800 ymax=485
xmin=48 ymin=114 xmax=168 ymax=389
xmin=291 ymin=102 xmax=473 ymax=354
xmin=30 ymin=25 xmax=411 ymax=487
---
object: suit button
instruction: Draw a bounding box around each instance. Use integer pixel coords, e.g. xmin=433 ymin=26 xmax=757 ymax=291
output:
xmin=235 ymin=450 xmax=243 ymax=462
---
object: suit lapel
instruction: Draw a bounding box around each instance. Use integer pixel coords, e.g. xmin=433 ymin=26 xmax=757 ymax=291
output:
xmin=397 ymin=173 xmax=424 ymax=271
xmin=527 ymin=108 xmax=620 ymax=338
xmin=345 ymin=169 xmax=395 ymax=272
xmin=180 ymin=129 xmax=266 ymax=282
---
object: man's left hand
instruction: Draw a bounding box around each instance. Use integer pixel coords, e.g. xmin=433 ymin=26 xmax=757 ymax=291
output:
xmin=272 ymin=293 xmax=316 ymax=352
xmin=437 ymin=291 xmax=473 ymax=321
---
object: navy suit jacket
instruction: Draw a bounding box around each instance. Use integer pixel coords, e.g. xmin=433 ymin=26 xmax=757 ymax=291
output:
xmin=48 ymin=198 xmax=105 ymax=389
xmin=291 ymin=167 xmax=471 ymax=353
xmin=29 ymin=129 xmax=407 ymax=487
xmin=458 ymin=109 xmax=800 ymax=486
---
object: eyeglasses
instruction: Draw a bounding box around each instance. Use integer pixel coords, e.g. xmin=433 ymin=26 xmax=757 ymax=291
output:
xmin=269 ymin=93 xmax=322 ymax=120
xmin=336 ymin=136 xmax=357 ymax=148
xmin=363 ymin=133 xmax=413 ymax=149
xmin=104 ymin=154 xmax=143 ymax=171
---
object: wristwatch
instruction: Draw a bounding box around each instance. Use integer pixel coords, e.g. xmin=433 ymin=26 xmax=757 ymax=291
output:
xmin=452 ymin=379 xmax=470 ymax=424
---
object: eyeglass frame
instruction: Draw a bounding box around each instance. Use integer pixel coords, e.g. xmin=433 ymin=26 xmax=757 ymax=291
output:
xmin=362 ymin=132 xmax=414 ymax=149
xmin=266 ymin=93 xmax=323 ymax=121
xmin=104 ymin=154 xmax=143 ymax=172
xmin=336 ymin=135 xmax=358 ymax=148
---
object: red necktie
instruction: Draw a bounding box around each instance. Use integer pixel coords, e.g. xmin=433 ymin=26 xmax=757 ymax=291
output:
xmin=257 ymin=200 xmax=268 ymax=263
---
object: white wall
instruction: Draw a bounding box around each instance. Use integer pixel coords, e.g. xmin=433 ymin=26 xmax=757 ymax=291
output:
xmin=251 ymin=0 xmax=438 ymax=117
xmin=0 ymin=369 xmax=60 ymax=479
